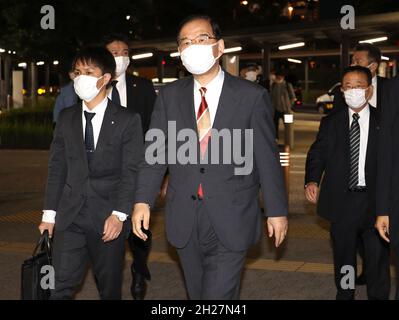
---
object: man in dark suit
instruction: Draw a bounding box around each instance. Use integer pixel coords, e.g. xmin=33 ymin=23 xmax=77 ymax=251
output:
xmin=333 ymin=43 xmax=388 ymax=112
xmin=53 ymin=70 xmax=78 ymax=123
xmin=39 ymin=47 xmax=143 ymax=299
xmin=104 ymin=34 xmax=156 ymax=299
xmin=305 ymin=66 xmax=390 ymax=300
xmin=331 ymin=43 xmax=389 ymax=285
xmin=376 ymin=76 xmax=399 ymax=300
xmin=131 ymin=15 xmax=288 ymax=300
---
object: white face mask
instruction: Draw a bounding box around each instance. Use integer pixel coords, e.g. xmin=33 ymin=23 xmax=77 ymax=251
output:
xmin=114 ymin=56 xmax=130 ymax=77
xmin=73 ymin=75 xmax=105 ymax=102
xmin=180 ymin=42 xmax=220 ymax=75
xmin=245 ymin=71 xmax=257 ymax=82
xmin=344 ymin=88 xmax=368 ymax=109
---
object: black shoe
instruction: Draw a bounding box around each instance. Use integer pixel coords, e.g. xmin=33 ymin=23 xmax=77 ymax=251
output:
xmin=131 ymin=272 xmax=146 ymax=300
xmin=356 ymin=273 xmax=366 ymax=286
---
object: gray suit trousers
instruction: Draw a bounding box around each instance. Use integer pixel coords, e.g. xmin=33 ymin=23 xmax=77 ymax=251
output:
xmin=176 ymin=200 xmax=247 ymax=300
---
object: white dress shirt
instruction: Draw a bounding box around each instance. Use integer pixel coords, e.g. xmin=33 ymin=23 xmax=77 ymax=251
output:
xmin=194 ymin=67 xmax=225 ymax=126
xmin=81 ymin=96 xmax=108 ymax=148
xmin=42 ymin=96 xmax=127 ymax=223
xmin=369 ymin=76 xmax=377 ymax=108
xmin=108 ymin=73 xmax=127 ymax=108
xmin=349 ymin=105 xmax=370 ymax=187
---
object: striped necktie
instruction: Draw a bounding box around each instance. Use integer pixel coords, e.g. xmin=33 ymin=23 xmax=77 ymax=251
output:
xmin=349 ymin=113 xmax=360 ymax=189
xmin=197 ymin=87 xmax=211 ymax=198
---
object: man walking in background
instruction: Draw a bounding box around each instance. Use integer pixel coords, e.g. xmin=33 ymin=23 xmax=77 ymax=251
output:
xmin=270 ymin=70 xmax=295 ymax=140
xmin=104 ymin=34 xmax=156 ymax=300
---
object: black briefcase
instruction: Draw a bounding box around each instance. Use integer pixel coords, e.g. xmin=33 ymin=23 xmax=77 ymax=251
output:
xmin=21 ymin=230 xmax=52 ymax=300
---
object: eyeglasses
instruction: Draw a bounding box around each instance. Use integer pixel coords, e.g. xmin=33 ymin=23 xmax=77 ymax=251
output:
xmin=178 ymin=34 xmax=218 ymax=49
xmin=343 ymin=85 xmax=369 ymax=90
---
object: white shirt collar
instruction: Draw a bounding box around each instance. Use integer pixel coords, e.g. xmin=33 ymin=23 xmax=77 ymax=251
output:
xmin=349 ymin=103 xmax=370 ymax=120
xmin=116 ymin=72 xmax=126 ymax=85
xmin=194 ymin=67 xmax=224 ymax=91
xmin=82 ymin=96 xmax=108 ymax=115
xmin=372 ymin=75 xmax=377 ymax=85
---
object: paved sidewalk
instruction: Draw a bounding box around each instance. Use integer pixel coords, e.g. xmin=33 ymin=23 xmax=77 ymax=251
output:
xmin=0 ymin=146 xmax=397 ymax=299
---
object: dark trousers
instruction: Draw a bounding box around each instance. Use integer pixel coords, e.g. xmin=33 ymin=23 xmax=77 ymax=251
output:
xmin=176 ymin=201 xmax=247 ymax=300
xmin=392 ymin=245 xmax=399 ymax=300
xmin=128 ymin=232 xmax=151 ymax=279
xmin=273 ymin=110 xmax=285 ymax=139
xmin=330 ymin=192 xmax=391 ymax=300
xmin=51 ymin=206 xmax=126 ymax=300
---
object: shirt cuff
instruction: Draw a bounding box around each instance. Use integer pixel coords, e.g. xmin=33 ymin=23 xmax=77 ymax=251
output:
xmin=42 ymin=210 xmax=56 ymax=223
xmin=112 ymin=211 xmax=128 ymax=221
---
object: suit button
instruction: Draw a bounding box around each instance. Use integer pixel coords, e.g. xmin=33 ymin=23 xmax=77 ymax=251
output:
xmin=200 ymin=168 xmax=205 ymax=174
xmin=191 ymin=195 xmax=197 ymax=200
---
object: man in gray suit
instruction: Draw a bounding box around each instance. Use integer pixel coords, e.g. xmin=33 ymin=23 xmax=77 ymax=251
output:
xmin=132 ymin=15 xmax=288 ymax=300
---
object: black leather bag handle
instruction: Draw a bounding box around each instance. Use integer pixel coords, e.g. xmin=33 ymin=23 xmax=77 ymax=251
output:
xmin=32 ymin=230 xmax=52 ymax=263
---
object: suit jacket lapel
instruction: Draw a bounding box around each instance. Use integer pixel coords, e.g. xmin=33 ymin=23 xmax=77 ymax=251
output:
xmin=179 ymin=76 xmax=197 ymax=132
xmin=365 ymin=108 xmax=378 ymax=174
xmin=126 ymin=74 xmax=134 ymax=111
xmin=376 ymin=76 xmax=384 ymax=110
xmin=212 ymin=72 xmax=237 ymax=131
xmin=71 ymin=104 xmax=89 ymax=172
xmin=95 ymin=100 xmax=118 ymax=156
xmin=337 ymin=109 xmax=350 ymax=181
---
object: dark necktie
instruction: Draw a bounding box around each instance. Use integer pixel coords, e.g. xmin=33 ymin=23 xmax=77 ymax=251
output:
xmin=349 ymin=113 xmax=360 ymax=189
xmin=84 ymin=111 xmax=96 ymax=165
xmin=111 ymin=80 xmax=121 ymax=106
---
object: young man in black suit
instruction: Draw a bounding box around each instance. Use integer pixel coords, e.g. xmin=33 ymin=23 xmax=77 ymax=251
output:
xmin=104 ymin=34 xmax=156 ymax=300
xmin=39 ymin=47 xmax=143 ymax=299
xmin=305 ymin=66 xmax=390 ymax=300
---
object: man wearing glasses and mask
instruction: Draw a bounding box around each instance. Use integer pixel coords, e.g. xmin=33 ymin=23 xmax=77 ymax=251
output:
xmin=131 ymin=15 xmax=288 ymax=300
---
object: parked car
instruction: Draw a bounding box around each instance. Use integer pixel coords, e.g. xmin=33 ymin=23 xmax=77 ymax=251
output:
xmin=316 ymin=82 xmax=341 ymax=114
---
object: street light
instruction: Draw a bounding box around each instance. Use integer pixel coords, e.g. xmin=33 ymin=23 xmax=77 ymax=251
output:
xmin=132 ymin=53 xmax=153 ymax=60
xmin=36 ymin=61 xmax=45 ymax=66
xmin=18 ymin=62 xmax=27 ymax=68
xmin=359 ymin=36 xmax=388 ymax=44
xmin=0 ymin=48 xmax=5 ymax=53
xmin=224 ymin=46 xmax=242 ymax=53
xmin=126 ymin=15 xmax=131 ymax=20
xmin=170 ymin=52 xmax=180 ymax=57
xmin=382 ymin=56 xmax=390 ymax=61
xmin=53 ymin=60 xmax=59 ymax=65
xmin=278 ymin=42 xmax=305 ymax=50
xmin=287 ymin=58 xmax=302 ymax=64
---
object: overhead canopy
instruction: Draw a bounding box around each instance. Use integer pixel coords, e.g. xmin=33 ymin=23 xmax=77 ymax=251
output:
xmin=129 ymin=12 xmax=399 ymax=58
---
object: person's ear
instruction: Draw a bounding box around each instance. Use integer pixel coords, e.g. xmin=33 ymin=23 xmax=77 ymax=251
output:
xmin=366 ymin=84 xmax=373 ymax=100
xmin=100 ymin=73 xmax=112 ymax=88
xmin=369 ymin=62 xmax=378 ymax=74
xmin=215 ymin=39 xmax=224 ymax=58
